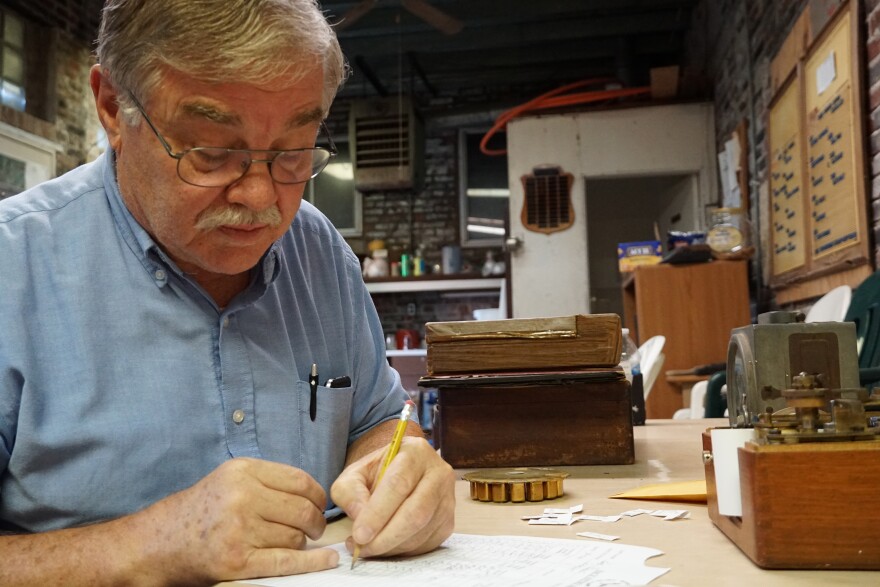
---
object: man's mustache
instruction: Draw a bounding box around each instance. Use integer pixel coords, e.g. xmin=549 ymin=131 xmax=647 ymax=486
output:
xmin=195 ymin=205 xmax=283 ymax=231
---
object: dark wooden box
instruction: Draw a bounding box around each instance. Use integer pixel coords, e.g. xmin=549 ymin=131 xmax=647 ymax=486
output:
xmin=423 ymin=372 xmax=634 ymax=468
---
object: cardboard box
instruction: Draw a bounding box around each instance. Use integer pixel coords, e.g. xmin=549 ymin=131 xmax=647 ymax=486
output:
xmin=617 ymin=240 xmax=662 ymax=272
xmin=422 ymin=370 xmax=634 ymax=468
xmin=650 ymin=65 xmax=680 ymax=99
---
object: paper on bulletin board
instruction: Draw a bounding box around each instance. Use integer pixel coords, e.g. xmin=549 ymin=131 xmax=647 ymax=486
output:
xmin=717 ymin=150 xmax=732 ymax=207
xmin=816 ymin=50 xmax=836 ymax=95
xmin=722 ymin=136 xmax=742 ymax=209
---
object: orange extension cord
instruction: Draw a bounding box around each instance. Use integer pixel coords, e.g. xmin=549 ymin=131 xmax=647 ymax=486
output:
xmin=479 ymin=79 xmax=652 ymax=156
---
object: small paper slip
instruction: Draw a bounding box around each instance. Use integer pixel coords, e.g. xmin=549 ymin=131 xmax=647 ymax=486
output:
xmin=529 ymin=512 xmax=574 ymax=525
xmin=524 ymin=504 xmax=583 ymax=525
xmin=621 ymin=508 xmax=653 ymax=517
xmin=544 ymin=504 xmax=583 ymax=515
xmin=578 ymin=514 xmax=622 ymax=523
xmin=649 ymin=509 xmax=690 ymax=521
xmin=576 ymin=531 xmax=620 ymax=541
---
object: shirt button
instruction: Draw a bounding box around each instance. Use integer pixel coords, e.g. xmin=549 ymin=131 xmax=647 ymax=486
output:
xmin=222 ymin=317 xmax=230 ymax=328
xmin=232 ymin=409 xmax=245 ymax=424
xmin=154 ymin=269 xmax=166 ymax=280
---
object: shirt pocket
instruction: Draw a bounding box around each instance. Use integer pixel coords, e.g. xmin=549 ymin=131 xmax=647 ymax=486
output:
xmin=295 ymin=379 xmax=354 ymax=498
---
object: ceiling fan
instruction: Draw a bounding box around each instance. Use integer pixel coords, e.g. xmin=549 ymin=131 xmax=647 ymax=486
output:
xmin=333 ymin=0 xmax=464 ymax=35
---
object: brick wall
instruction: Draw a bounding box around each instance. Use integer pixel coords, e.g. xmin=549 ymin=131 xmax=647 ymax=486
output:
xmin=371 ymin=290 xmax=502 ymax=343
xmin=0 ymin=26 xmax=97 ymax=175
xmin=866 ymin=0 xmax=880 ymax=267
xmin=53 ymin=32 xmax=101 ymax=173
xmin=357 ymin=130 xmax=460 ymax=266
xmin=3 ymin=0 xmax=100 ymax=45
xmin=697 ymin=0 xmax=807 ymax=182
xmin=682 ymin=0 xmax=880 ymax=311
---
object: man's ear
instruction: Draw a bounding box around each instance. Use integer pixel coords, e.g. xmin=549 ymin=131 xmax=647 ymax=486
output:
xmin=90 ymin=64 xmax=125 ymax=153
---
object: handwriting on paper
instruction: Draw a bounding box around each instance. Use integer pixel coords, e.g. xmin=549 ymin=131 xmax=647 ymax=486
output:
xmin=242 ymin=533 xmax=669 ymax=587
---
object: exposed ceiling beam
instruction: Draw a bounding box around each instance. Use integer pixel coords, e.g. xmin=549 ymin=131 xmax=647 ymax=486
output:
xmin=406 ymin=52 xmax=438 ymax=97
xmin=353 ymin=55 xmax=389 ymax=96
xmin=335 ymin=10 xmax=690 ymax=58
xmin=325 ymin=0 xmax=696 ymax=31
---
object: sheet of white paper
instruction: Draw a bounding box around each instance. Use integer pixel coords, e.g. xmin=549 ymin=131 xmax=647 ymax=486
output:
xmin=817 ymin=50 xmax=836 ymax=95
xmin=711 ymin=428 xmax=756 ymax=516
xmin=717 ymin=150 xmax=732 ymax=205
xmin=544 ymin=504 xmax=582 ymax=515
xmin=649 ymin=510 xmax=690 ymax=521
xmin=722 ymin=136 xmax=742 ymax=209
xmin=528 ymin=512 xmax=574 ymax=525
xmin=242 ymin=533 xmax=669 ymax=587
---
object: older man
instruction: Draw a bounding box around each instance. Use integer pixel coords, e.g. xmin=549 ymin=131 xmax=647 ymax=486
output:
xmin=0 ymin=1 xmax=454 ymax=584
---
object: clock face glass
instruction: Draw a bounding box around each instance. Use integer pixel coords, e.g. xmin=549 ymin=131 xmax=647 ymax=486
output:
xmin=727 ymin=334 xmax=754 ymax=427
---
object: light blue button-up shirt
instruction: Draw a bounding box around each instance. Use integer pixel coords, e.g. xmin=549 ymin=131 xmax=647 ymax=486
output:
xmin=0 ymin=152 xmax=406 ymax=532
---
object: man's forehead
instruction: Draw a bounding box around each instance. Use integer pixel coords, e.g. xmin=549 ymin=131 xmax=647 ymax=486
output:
xmin=177 ymin=99 xmax=324 ymax=130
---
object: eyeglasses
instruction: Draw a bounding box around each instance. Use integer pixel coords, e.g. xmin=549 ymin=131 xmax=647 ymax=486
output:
xmin=127 ymin=92 xmax=337 ymax=188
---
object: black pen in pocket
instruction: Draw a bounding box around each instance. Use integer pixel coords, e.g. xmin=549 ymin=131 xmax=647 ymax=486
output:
xmin=309 ymin=363 xmax=318 ymax=421
xmin=324 ymin=375 xmax=351 ymax=388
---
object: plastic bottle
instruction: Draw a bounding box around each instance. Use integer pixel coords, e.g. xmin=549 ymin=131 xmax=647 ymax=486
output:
xmin=620 ymin=328 xmax=642 ymax=384
xmin=481 ymin=251 xmax=495 ymax=277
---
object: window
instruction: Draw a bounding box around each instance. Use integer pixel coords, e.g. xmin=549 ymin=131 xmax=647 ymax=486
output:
xmin=458 ymin=128 xmax=508 ymax=247
xmin=0 ymin=152 xmax=25 ymax=199
xmin=0 ymin=123 xmax=60 ymax=200
xmin=1 ymin=10 xmax=26 ymax=111
xmin=306 ymin=138 xmax=362 ymax=237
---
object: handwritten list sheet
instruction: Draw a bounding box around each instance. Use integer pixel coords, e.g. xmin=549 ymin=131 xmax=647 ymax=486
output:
xmin=243 ymin=533 xmax=669 ymax=586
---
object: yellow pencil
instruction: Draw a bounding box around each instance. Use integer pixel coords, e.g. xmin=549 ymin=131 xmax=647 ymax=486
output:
xmin=350 ymin=399 xmax=415 ymax=570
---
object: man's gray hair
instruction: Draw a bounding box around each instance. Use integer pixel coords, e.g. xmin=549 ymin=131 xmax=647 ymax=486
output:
xmin=96 ymin=0 xmax=347 ymax=121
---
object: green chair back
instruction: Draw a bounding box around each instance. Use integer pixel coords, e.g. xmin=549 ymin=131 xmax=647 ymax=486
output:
xmin=704 ymin=370 xmax=727 ymax=418
xmin=844 ymin=271 xmax=880 ymax=370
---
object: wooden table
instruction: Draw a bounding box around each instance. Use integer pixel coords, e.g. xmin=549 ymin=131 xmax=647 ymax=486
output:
xmin=665 ymin=373 xmax=710 ymax=409
xmin=226 ymin=420 xmax=876 ymax=586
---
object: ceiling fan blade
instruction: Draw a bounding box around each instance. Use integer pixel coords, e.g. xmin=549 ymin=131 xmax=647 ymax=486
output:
xmin=401 ymin=0 xmax=464 ymax=35
xmin=332 ymin=0 xmax=378 ymax=31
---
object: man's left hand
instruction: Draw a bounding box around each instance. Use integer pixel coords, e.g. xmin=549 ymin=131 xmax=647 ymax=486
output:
xmin=330 ymin=436 xmax=455 ymax=558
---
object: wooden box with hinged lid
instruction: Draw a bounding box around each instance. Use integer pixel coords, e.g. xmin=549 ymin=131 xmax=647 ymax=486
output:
xmin=419 ymin=369 xmax=634 ymax=468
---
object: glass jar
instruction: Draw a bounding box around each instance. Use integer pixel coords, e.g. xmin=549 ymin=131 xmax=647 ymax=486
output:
xmin=706 ymin=207 xmax=748 ymax=254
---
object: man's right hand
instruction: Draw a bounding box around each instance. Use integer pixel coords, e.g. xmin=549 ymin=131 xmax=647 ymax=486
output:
xmin=0 ymin=458 xmax=339 ymax=586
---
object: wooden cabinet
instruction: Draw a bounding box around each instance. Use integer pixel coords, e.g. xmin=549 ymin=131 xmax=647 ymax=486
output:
xmin=622 ymin=261 xmax=751 ymax=418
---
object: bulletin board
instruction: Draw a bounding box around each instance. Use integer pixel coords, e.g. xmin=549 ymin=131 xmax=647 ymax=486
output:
xmin=767 ymin=0 xmax=869 ymax=288
xmin=769 ymin=78 xmax=806 ymax=275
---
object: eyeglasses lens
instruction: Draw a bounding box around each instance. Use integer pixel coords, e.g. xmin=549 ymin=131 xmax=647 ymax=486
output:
xmin=177 ymin=148 xmax=331 ymax=187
